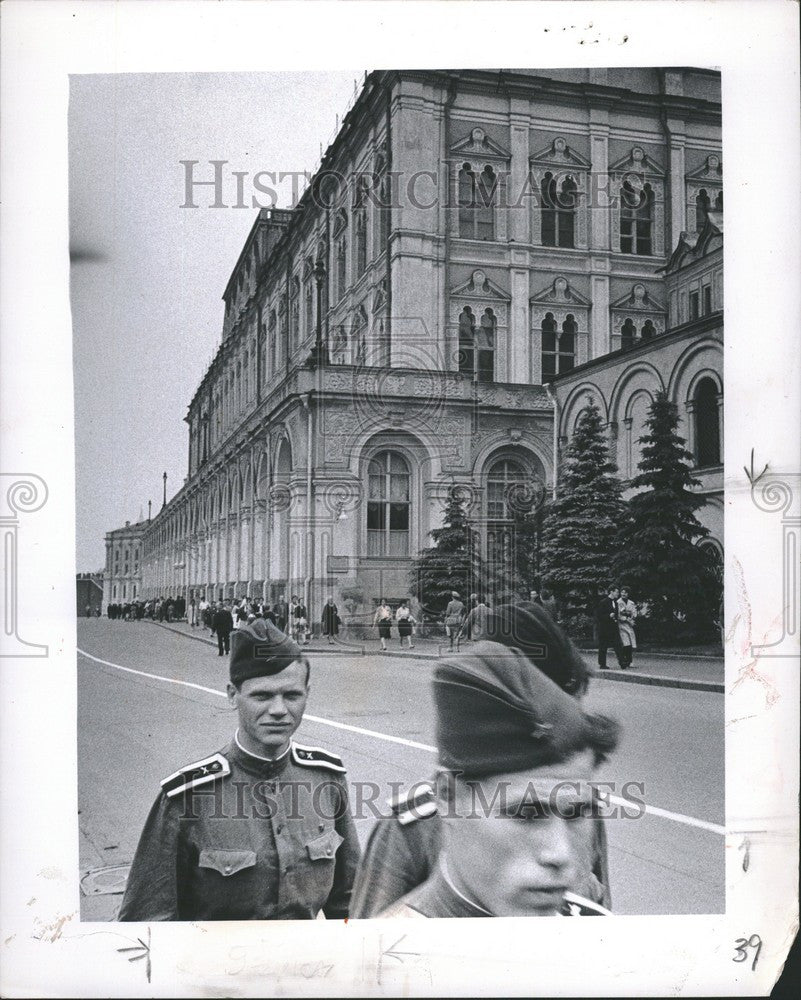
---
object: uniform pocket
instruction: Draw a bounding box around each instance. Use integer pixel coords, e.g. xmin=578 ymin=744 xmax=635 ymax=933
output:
xmin=305 ymin=829 xmax=343 ymax=861
xmin=198 ymin=849 xmax=257 ymax=877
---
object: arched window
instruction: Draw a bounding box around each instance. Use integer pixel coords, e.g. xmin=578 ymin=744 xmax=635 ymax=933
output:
xmin=353 ymin=307 xmax=367 ymax=366
xmin=458 ymin=306 xmax=495 ymax=382
xmin=620 ymin=180 xmax=654 ymax=255
xmin=541 ymin=313 xmax=576 ymax=377
xmin=336 ymin=236 xmax=347 ymax=301
xmin=354 ymin=179 xmax=368 ymax=277
xmin=268 ymin=310 xmax=277 ymax=376
xmin=641 ymin=319 xmax=655 ymax=341
xmin=695 ymin=188 xmax=711 ymax=230
xmin=289 ymin=277 xmax=300 ymax=349
xmin=367 ymin=451 xmax=410 ymax=556
xmin=458 ymin=164 xmax=496 ymax=240
xmin=694 ymin=377 xmax=721 ymax=467
xmin=486 ymin=458 xmax=526 ymax=521
xmin=304 ymin=263 xmax=314 ymax=338
xmin=621 ymin=318 xmax=637 ymax=350
xmin=332 ymin=325 xmax=348 ymax=365
xmin=541 ymin=173 xmax=577 ymax=248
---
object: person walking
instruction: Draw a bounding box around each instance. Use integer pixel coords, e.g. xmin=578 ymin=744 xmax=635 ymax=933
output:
xmin=595 ymin=585 xmax=624 ymax=670
xmin=212 ymin=601 xmax=234 ymax=657
xmin=291 ymin=595 xmax=310 ymax=646
xmin=321 ymin=597 xmax=339 ymax=644
xmin=443 ymin=592 xmax=465 ymax=652
xmin=395 ymin=600 xmax=416 ymax=649
xmin=374 ymin=600 xmax=393 ymax=651
xmin=274 ymin=594 xmax=289 ymax=634
xmin=463 ymin=593 xmax=478 ymax=641
xmin=460 ymin=597 xmax=490 ymax=644
xmin=617 ymin=586 xmax=638 ymax=670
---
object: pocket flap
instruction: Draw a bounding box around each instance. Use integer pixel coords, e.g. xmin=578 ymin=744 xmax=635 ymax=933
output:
xmin=198 ymin=849 xmax=257 ymax=876
xmin=306 ymin=829 xmax=344 ymax=861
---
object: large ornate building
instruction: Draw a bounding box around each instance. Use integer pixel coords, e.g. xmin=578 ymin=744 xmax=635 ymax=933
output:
xmin=127 ymin=67 xmax=722 ymax=622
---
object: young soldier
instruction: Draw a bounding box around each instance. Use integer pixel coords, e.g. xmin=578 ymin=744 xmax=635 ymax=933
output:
xmin=377 ymin=637 xmax=619 ymax=918
xmin=119 ymin=619 xmax=360 ymax=920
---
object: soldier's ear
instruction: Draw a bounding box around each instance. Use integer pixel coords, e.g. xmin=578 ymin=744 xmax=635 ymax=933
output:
xmin=226 ymin=682 xmax=238 ymax=708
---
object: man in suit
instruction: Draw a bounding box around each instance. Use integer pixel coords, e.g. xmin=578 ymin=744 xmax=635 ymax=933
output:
xmin=274 ymin=594 xmax=289 ymax=634
xmin=595 ymin=585 xmax=624 ymax=670
xmin=212 ymin=601 xmax=235 ymax=656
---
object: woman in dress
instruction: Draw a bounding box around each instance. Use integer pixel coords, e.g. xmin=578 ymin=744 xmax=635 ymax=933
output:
xmin=617 ymin=586 xmax=637 ymax=670
xmin=394 ymin=600 xmax=416 ymax=649
xmin=321 ymin=597 xmax=339 ymax=644
xmin=374 ymin=600 xmax=393 ymax=651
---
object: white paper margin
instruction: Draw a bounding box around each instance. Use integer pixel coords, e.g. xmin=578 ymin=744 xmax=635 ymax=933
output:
xmin=0 ymin=1 xmax=798 ymax=996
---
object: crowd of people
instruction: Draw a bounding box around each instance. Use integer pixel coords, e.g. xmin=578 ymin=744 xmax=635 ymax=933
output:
xmin=103 ymin=583 xmax=639 ymax=668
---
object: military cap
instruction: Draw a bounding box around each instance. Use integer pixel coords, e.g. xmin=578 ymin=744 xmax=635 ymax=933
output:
xmin=484 ymin=603 xmax=589 ymax=696
xmin=229 ymin=618 xmax=302 ymax=686
xmin=433 ymin=643 xmax=599 ymax=778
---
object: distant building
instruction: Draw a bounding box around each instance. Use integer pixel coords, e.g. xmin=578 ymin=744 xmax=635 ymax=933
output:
xmin=550 ymin=210 xmax=723 ymax=566
xmin=115 ymin=67 xmax=721 ymax=619
xmin=102 ymin=520 xmax=147 ymax=612
xmin=76 ymin=572 xmax=104 ymax=617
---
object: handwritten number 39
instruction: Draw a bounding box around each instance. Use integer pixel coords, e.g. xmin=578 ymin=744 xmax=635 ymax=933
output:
xmin=733 ymin=935 xmax=762 ymax=971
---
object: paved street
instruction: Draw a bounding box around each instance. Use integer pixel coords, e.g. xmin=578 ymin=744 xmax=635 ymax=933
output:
xmin=77 ymin=619 xmax=724 ymax=920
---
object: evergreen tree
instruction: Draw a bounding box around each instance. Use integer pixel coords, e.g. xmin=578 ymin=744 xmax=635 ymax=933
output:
xmin=540 ymin=402 xmax=626 ymax=631
xmin=410 ymin=487 xmax=482 ymax=620
xmin=612 ymin=390 xmax=717 ymax=636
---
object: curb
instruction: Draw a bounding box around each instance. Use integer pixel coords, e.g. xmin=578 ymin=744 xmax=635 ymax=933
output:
xmin=151 ymin=621 xmax=723 ymax=692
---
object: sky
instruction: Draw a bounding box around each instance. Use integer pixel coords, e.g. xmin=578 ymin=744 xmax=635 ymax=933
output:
xmin=70 ymin=71 xmax=365 ymax=570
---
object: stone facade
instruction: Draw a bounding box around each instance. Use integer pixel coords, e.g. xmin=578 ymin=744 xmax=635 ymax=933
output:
xmin=551 ymin=211 xmax=723 ymax=557
xmin=103 ymin=520 xmax=146 ymax=610
xmin=127 ymin=68 xmax=721 ymax=623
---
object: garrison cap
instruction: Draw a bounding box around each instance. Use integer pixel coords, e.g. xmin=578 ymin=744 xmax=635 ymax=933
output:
xmin=433 ymin=643 xmax=595 ymax=778
xmin=229 ymin=619 xmax=302 ymax=686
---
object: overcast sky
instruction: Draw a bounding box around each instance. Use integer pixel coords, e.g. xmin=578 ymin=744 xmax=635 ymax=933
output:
xmin=70 ymin=71 xmax=365 ymax=570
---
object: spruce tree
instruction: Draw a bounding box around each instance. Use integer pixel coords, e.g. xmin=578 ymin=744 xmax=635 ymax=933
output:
xmin=540 ymin=401 xmax=626 ymax=632
xmin=612 ymin=390 xmax=716 ymax=636
xmin=410 ymin=487 xmax=482 ymax=620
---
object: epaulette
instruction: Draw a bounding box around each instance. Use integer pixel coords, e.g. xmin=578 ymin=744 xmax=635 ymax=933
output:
xmin=560 ymin=891 xmax=612 ymax=916
xmin=291 ymin=741 xmax=347 ymax=773
xmin=160 ymin=752 xmax=230 ymax=799
xmin=388 ymin=781 xmax=438 ymax=826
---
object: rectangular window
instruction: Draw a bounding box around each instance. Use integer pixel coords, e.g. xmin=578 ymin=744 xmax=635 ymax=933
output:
xmin=690 ymin=291 xmax=700 ymax=320
xmin=702 ymin=285 xmax=712 ymax=315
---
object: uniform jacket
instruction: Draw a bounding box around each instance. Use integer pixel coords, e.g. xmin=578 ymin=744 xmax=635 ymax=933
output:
xmin=118 ymin=737 xmax=361 ymax=921
xmin=349 ymin=780 xmax=611 ymax=918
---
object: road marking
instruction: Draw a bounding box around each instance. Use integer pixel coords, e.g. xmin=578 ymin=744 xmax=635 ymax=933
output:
xmin=78 ymin=647 xmax=725 ymax=836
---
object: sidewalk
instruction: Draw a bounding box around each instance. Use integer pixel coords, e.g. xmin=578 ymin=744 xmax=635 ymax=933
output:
xmin=151 ymin=620 xmax=724 ymax=693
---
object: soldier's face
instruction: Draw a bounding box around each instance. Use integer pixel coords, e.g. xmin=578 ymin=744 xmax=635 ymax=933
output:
xmin=228 ymin=660 xmax=309 ymax=756
xmin=444 ymin=751 xmax=596 ymax=916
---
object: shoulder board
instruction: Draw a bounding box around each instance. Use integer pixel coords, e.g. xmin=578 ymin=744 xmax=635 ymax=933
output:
xmin=388 ymin=782 xmax=438 ymax=826
xmin=291 ymin=742 xmax=347 ymax=773
xmin=560 ymin=891 xmax=612 ymax=916
xmin=161 ymin=752 xmax=230 ymax=799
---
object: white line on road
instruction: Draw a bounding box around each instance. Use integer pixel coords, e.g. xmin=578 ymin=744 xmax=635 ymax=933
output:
xmin=78 ymin=647 xmax=725 ymax=836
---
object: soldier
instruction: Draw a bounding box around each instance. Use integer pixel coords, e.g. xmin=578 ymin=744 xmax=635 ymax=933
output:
xmin=350 ymin=604 xmax=612 ymax=917
xmin=118 ymin=619 xmax=361 ymax=921
xmin=376 ymin=627 xmax=620 ymax=918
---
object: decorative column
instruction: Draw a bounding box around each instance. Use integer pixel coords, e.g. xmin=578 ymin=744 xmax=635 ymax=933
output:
xmin=0 ymin=474 xmax=48 ymax=657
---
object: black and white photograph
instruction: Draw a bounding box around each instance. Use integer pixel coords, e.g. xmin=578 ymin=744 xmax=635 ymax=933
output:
xmin=1 ymin=2 xmax=799 ymax=997
xmin=72 ymin=63 xmax=726 ymax=924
